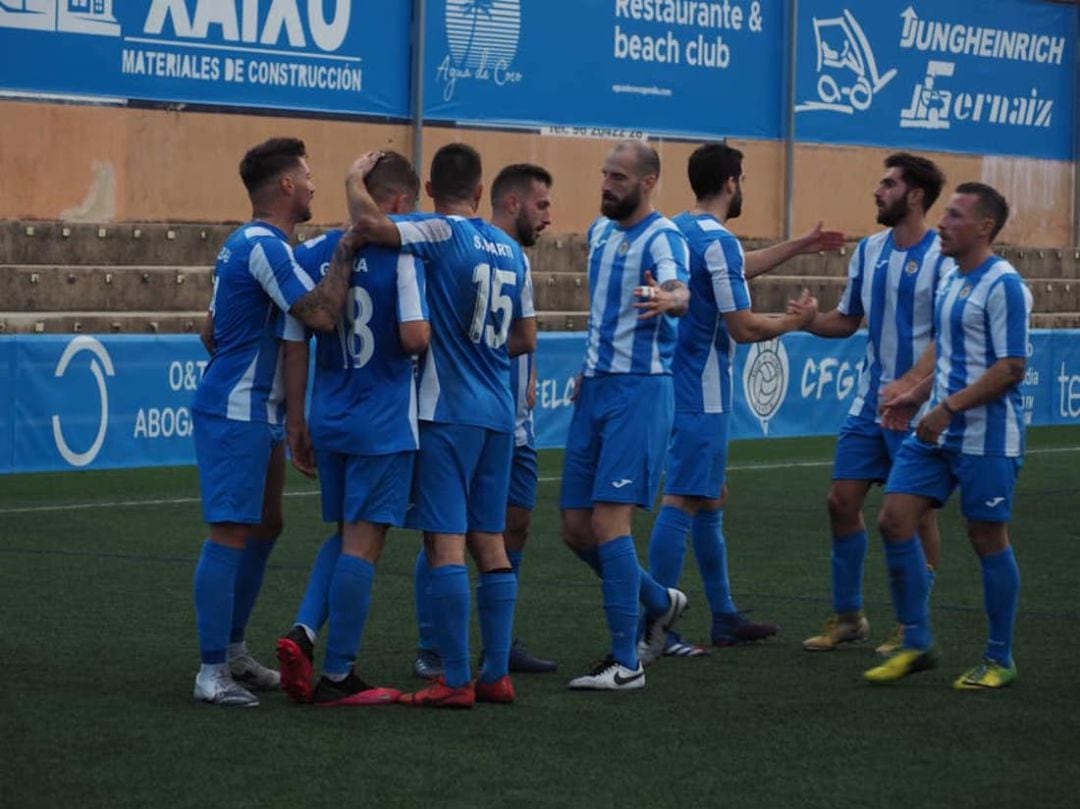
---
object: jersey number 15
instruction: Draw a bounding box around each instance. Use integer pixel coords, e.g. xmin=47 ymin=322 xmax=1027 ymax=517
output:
xmin=469 ymin=263 xmax=515 ymax=349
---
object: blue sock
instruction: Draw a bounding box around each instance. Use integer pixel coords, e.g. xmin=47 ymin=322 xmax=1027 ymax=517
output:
xmin=229 ymin=537 xmax=276 ymax=643
xmin=194 ymin=540 xmax=242 ymax=665
xmin=884 ymin=537 xmax=932 ymax=650
xmin=598 ymin=537 xmax=641 ymax=669
xmin=980 ymin=547 xmax=1020 ymax=666
xmin=294 ymin=533 xmax=341 ymax=635
xmin=692 ymin=508 xmax=737 ymax=616
xmin=477 ymin=572 xmax=518 ymax=683
xmin=429 ymin=565 xmax=471 ymax=688
xmin=414 ymin=547 xmax=438 ymax=651
xmin=639 ymin=566 xmax=671 ymax=616
xmin=324 ymin=555 xmax=376 ymax=677
xmin=573 ymin=545 xmax=603 ymax=578
xmin=507 ymin=549 xmax=524 ymax=580
xmin=831 ymin=529 xmax=868 ymax=614
xmin=648 ymin=505 xmax=692 ymax=588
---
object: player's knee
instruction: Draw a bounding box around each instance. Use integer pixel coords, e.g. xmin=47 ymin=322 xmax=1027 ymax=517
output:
xmin=876 ymin=505 xmax=908 ymax=541
xmin=827 ymin=488 xmax=859 ymax=524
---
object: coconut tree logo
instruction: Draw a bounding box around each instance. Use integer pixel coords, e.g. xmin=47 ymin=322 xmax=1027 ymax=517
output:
xmin=446 ymin=0 xmax=520 ymax=71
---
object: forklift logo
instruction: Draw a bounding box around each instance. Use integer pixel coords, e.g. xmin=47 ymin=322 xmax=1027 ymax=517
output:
xmin=0 ymin=0 xmax=119 ymax=36
xmin=796 ymin=9 xmax=896 ymax=114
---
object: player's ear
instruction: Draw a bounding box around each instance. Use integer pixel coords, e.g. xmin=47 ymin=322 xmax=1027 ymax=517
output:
xmin=280 ymin=173 xmax=295 ymax=196
xmin=908 ymin=185 xmax=925 ymax=212
xmin=641 ymin=173 xmax=658 ymax=193
xmin=473 ymin=182 xmax=484 ymax=211
xmin=424 ymin=180 xmax=436 ymax=200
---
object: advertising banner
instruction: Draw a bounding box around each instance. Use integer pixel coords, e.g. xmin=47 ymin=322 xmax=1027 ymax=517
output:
xmin=794 ymin=0 xmax=1077 ymax=159
xmin=0 ymin=329 xmax=1076 ymax=474
xmin=423 ymin=0 xmax=786 ymax=140
xmin=0 ymin=1 xmax=411 ymax=118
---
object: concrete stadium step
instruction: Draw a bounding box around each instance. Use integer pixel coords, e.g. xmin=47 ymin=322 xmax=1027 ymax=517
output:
xmin=537 ymin=311 xmax=589 ymax=331
xmin=0 ymin=311 xmax=207 ymax=335
xmin=0 ymin=265 xmax=213 ymax=312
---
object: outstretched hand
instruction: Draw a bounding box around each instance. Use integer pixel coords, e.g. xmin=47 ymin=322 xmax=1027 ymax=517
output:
xmin=634 ymin=271 xmax=680 ymax=320
xmin=796 ymin=221 xmax=845 ymax=255
xmin=787 ymin=288 xmax=818 ymax=328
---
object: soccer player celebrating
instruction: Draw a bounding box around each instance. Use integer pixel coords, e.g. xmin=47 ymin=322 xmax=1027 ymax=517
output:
xmin=561 ymin=140 xmax=691 ymax=691
xmin=191 ymin=138 xmax=358 ymax=707
xmin=349 ymin=144 xmax=537 ymax=708
xmin=644 ymin=142 xmax=824 ymax=661
xmin=865 ymin=183 xmax=1030 ymax=688
xmin=800 ymin=153 xmax=949 ymax=655
xmin=273 ymin=152 xmax=429 ymax=706
xmin=412 ymin=162 xmax=557 ymax=678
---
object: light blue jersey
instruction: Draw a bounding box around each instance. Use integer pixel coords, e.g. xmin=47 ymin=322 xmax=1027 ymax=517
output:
xmin=396 ymin=214 xmax=534 ymax=433
xmin=193 ymin=222 xmax=314 ymax=425
xmin=671 ymin=212 xmax=750 ymax=413
xmin=839 ymin=229 xmax=950 ymax=421
xmin=583 ymin=212 xmax=690 ymax=377
xmin=928 ymin=256 xmax=1032 ymax=457
xmin=288 ymin=229 xmax=428 ymax=456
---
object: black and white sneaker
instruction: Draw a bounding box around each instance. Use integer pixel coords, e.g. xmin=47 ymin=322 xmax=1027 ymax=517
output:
xmin=639 ymin=588 xmax=689 ymax=666
xmin=194 ymin=666 xmax=259 ymax=707
xmin=568 ymin=655 xmax=645 ymax=691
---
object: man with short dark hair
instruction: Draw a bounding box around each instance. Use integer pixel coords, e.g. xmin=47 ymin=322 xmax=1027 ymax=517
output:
xmin=349 ymin=143 xmax=537 ymax=708
xmin=867 ymin=182 xmax=1030 ymax=689
xmin=273 ymin=151 xmax=429 ymax=706
xmin=561 ymin=140 xmax=691 ymax=691
xmin=191 ymin=137 xmax=358 ymax=707
xmin=643 ymin=142 xmax=832 ymax=660
xmin=800 ymin=152 xmax=950 ymax=655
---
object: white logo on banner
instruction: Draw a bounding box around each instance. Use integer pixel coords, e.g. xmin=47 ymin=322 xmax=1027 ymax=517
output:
xmin=0 ymin=0 xmax=119 ymax=36
xmin=437 ymin=0 xmax=522 ymax=100
xmin=743 ymin=338 xmax=789 ymax=435
xmin=796 ymin=9 xmax=896 ymax=114
xmin=51 ymin=336 xmax=115 ymax=467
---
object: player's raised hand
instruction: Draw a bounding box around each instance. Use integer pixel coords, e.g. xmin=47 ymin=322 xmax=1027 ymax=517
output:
xmin=788 ymin=288 xmax=818 ymax=328
xmin=796 ymin=221 xmax=845 ymax=254
xmin=346 ymin=151 xmax=384 ymax=182
xmin=634 ymin=270 xmax=682 ymax=320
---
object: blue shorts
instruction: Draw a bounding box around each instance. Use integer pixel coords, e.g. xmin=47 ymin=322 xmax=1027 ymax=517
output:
xmin=833 ymin=414 xmax=909 ymax=483
xmin=193 ymin=412 xmax=283 ymax=525
xmin=885 ymin=436 xmax=1021 ymax=522
xmin=664 ymin=411 xmax=730 ymax=500
xmin=560 ymin=374 xmax=674 ymax=510
xmin=406 ymin=422 xmax=514 ymax=534
xmin=508 ymin=442 xmax=539 ymax=510
xmin=317 ymin=449 xmax=414 ymax=527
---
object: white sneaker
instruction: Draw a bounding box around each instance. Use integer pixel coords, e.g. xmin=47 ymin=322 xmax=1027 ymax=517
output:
xmin=568 ymin=656 xmax=645 ymax=691
xmin=229 ymin=653 xmax=281 ymax=691
xmin=639 ymin=588 xmax=689 ymax=666
xmin=194 ymin=666 xmax=260 ymax=707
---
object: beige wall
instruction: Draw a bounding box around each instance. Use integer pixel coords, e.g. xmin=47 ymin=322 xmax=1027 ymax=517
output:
xmin=0 ymin=100 xmax=1074 ymax=246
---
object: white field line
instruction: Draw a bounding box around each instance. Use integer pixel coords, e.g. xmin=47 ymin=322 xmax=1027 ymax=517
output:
xmin=2 ymin=446 xmax=1078 ymax=517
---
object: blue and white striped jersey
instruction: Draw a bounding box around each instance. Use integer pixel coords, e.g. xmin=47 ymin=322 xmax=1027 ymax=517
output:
xmin=396 ymin=214 xmax=534 ymax=433
xmin=582 ymin=212 xmax=690 ymax=377
xmin=512 ymin=352 xmax=535 ymax=448
xmin=839 ymin=229 xmax=949 ymax=421
xmin=193 ymin=221 xmax=314 ymax=425
xmin=287 ymin=229 xmax=428 ymax=456
xmin=671 ymin=212 xmax=751 ymax=413
xmin=928 ymin=256 xmax=1032 ymax=457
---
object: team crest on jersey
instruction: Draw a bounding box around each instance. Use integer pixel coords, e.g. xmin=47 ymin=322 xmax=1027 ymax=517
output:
xmin=742 ymin=338 xmax=790 ymax=435
xmin=959 ymin=284 xmax=972 ymax=298
xmin=905 ymin=260 xmax=919 ymax=274
xmin=618 ymin=241 xmax=630 ymax=256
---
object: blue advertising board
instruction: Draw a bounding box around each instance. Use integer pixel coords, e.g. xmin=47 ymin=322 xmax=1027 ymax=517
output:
xmin=1 ymin=330 xmax=1077 ymax=475
xmin=794 ymin=0 xmax=1078 ymax=159
xmin=423 ymin=0 xmax=786 ymax=140
xmin=0 ymin=1 xmax=411 ymax=118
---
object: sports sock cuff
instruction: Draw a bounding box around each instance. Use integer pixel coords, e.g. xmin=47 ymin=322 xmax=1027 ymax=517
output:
xmin=979 ymin=545 xmax=1017 ymax=570
xmin=597 ymin=535 xmax=636 ymax=562
xmin=204 ymin=540 xmax=243 ymax=566
xmin=244 ymin=536 xmax=277 ymax=555
xmin=884 ymin=536 xmax=920 ymax=558
xmin=833 ymin=529 xmax=868 ymax=544
xmin=657 ymin=505 xmax=693 ymax=531
xmin=692 ymin=508 xmax=723 ymax=529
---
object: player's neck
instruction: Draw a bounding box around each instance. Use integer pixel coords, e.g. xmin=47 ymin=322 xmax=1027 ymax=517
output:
xmin=956 ymin=245 xmax=995 ymax=273
xmin=434 ymin=200 xmax=477 ymax=218
xmin=891 ymin=216 xmax=929 ymax=250
xmin=691 ymin=198 xmax=729 ymax=224
xmin=616 ymin=204 xmax=655 ymax=230
xmin=251 ymin=209 xmax=297 ymax=238
xmin=490 ymin=213 xmax=514 ymax=239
